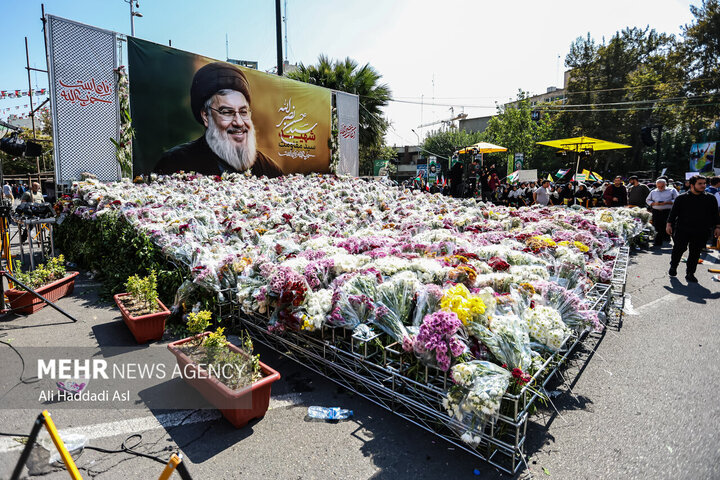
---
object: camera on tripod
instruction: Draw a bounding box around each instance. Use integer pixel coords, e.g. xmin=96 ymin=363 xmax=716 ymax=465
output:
xmin=15 ymin=202 xmax=54 ymax=219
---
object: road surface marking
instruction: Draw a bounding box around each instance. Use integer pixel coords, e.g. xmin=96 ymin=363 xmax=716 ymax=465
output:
xmin=0 ymin=393 xmax=303 ymax=452
xmin=635 ymin=293 xmax=677 ymax=313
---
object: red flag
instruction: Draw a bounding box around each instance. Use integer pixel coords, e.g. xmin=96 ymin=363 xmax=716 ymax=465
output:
xmin=14 ymin=90 xmax=20 ymax=96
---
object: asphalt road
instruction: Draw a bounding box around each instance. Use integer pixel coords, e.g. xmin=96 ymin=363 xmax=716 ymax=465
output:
xmin=1 ymin=244 xmax=719 ymax=480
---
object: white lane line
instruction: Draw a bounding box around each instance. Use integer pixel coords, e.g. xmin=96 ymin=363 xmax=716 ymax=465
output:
xmin=0 ymin=393 xmax=304 ymax=453
xmin=635 ymin=292 xmax=677 ymax=313
xmin=0 ymin=410 xmax=219 ymax=453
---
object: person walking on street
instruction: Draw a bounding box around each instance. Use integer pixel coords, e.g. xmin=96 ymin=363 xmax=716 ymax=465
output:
xmin=603 ymin=176 xmax=628 ymax=207
xmin=2 ymin=182 xmax=14 ymax=204
xmin=666 ymin=175 xmax=720 ymax=282
xmin=627 ymin=176 xmax=650 ymax=207
xmin=646 ymin=178 xmax=678 ymax=248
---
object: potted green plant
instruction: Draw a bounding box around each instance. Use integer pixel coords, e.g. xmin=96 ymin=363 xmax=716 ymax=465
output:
xmin=6 ymin=255 xmax=79 ymax=314
xmin=114 ymin=270 xmax=170 ymax=343
xmin=167 ymin=310 xmax=281 ymax=428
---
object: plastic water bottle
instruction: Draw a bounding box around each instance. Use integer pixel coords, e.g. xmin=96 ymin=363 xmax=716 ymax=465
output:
xmin=307 ymin=406 xmax=353 ymax=421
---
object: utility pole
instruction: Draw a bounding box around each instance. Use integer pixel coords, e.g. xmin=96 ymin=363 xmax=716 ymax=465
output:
xmin=655 ymin=125 xmax=662 ymax=178
xmin=283 ymin=0 xmax=288 ymax=63
xmin=126 ymin=0 xmax=142 ymax=36
xmin=275 ymin=0 xmax=283 ymax=76
xmin=25 ymin=37 xmax=41 ymax=182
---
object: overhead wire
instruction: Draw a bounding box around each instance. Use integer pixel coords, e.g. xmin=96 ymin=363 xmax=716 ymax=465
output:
xmin=380 ymin=93 xmax=716 ymax=110
xmin=385 ymin=75 xmax=715 ymax=101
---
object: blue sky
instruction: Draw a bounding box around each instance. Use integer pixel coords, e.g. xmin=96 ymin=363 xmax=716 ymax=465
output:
xmin=1 ymin=0 xmax=699 ymax=144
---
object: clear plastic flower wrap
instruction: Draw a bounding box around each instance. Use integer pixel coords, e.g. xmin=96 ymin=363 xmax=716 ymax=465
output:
xmin=172 ymin=279 xmax=197 ymax=313
xmin=301 ymin=288 xmax=333 ymax=331
xmin=370 ymin=271 xmax=420 ymax=343
xmin=522 ymin=304 xmax=573 ymax=351
xmin=328 ymin=291 xmax=375 ymax=329
xmin=444 ymin=361 xmax=511 ymax=447
xmin=466 ymin=313 xmax=536 ymax=371
xmin=533 ymin=280 xmax=604 ymax=332
xmin=412 ymin=283 xmax=444 ymax=327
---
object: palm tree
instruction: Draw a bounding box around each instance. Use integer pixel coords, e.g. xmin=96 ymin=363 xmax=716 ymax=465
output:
xmin=287 ymin=55 xmax=391 ymax=152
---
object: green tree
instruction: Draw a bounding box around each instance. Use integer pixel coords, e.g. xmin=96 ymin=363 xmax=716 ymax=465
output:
xmin=558 ymin=27 xmax=686 ymax=175
xmin=360 ymin=143 xmax=397 ymax=176
xmin=482 ymin=91 xmax=562 ymax=175
xmin=421 ymin=129 xmax=479 ymax=163
xmin=287 ymin=55 xmax=392 ymax=167
xmin=682 ymin=0 xmax=720 ymax=120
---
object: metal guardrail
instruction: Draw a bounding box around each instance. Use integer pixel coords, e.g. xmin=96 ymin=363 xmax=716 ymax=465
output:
xmin=230 ymin=272 xmax=619 ymax=475
xmin=210 ymin=240 xmax=633 ymax=475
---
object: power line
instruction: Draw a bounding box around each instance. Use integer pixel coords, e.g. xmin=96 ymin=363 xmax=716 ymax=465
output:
xmin=387 ymin=76 xmax=715 ymax=101
xmin=536 ymin=93 xmax=715 ymax=109
xmin=379 ymin=92 xmax=715 ymax=111
xmin=538 ymin=101 xmax=720 ymax=113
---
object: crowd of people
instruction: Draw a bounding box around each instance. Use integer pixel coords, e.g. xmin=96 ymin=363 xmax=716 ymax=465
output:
xmin=405 ymin=167 xmax=720 ymax=283
xmin=1 ymin=181 xmax=38 ymax=204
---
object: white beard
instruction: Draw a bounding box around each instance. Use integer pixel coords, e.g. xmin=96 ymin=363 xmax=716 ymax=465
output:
xmin=205 ymin=115 xmax=257 ymax=172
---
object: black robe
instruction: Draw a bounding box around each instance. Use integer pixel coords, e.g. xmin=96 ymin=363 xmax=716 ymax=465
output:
xmin=153 ymin=135 xmax=284 ymax=178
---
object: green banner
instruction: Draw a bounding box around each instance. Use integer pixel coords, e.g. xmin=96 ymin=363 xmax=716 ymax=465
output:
xmin=507 ymin=153 xmax=514 ymax=177
xmin=373 ymin=159 xmax=389 ymax=176
xmin=428 ymin=157 xmax=438 ymax=184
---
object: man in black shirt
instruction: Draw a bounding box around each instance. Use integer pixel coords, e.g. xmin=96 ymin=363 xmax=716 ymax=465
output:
xmin=666 ymin=175 xmax=720 ymax=282
xmin=154 ymin=62 xmax=283 ymax=178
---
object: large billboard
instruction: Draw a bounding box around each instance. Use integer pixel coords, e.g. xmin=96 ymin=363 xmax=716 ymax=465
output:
xmin=128 ymin=38 xmax=331 ymax=176
xmin=47 ymin=15 xmax=120 ymax=184
xmin=335 ymin=91 xmax=359 ymax=176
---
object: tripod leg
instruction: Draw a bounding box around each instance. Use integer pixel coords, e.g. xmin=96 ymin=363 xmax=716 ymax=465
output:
xmin=10 ymin=413 xmax=45 ymax=480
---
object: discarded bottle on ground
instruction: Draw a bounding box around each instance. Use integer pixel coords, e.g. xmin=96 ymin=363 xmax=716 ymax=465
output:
xmin=307 ymin=406 xmax=353 ymax=421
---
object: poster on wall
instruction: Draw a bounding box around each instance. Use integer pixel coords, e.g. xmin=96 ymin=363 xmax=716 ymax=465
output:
xmin=689 ymin=142 xmax=716 ymax=174
xmin=128 ymin=37 xmax=331 ymax=176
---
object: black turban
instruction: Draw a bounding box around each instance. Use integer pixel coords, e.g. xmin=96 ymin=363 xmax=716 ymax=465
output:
xmin=190 ymin=62 xmax=251 ymax=124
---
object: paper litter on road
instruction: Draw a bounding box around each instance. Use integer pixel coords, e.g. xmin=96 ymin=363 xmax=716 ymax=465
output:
xmin=622 ymin=295 xmax=638 ymax=315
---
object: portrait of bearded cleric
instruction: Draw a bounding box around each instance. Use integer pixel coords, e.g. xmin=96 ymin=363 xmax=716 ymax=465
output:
xmin=154 ymin=62 xmax=284 ymax=177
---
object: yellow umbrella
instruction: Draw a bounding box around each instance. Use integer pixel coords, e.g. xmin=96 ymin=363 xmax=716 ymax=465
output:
xmin=536 ymin=136 xmax=631 ymax=152
xmin=536 ymin=136 xmax=630 ymax=180
xmin=458 ymin=142 xmax=508 ymax=154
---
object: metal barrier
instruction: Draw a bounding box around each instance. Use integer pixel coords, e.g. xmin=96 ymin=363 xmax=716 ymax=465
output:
xmin=234 ymin=274 xmax=616 ymax=475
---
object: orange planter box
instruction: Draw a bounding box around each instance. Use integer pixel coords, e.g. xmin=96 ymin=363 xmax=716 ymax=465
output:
xmin=167 ymin=333 xmax=281 ymax=428
xmin=5 ymin=271 xmax=80 ymax=314
xmin=114 ymin=293 xmax=170 ymax=343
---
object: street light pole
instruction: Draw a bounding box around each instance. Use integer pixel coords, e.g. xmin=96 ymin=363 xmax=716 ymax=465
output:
xmin=125 ymin=0 xmax=142 ymax=36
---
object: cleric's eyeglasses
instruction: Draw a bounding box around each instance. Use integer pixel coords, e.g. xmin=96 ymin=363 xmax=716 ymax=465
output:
xmin=209 ymin=106 xmax=251 ymax=120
